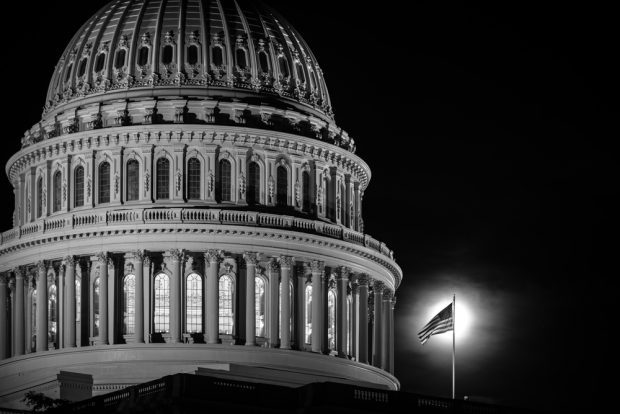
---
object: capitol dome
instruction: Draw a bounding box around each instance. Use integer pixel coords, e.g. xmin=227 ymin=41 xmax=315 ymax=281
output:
xmin=1 ymin=0 xmax=399 ymax=409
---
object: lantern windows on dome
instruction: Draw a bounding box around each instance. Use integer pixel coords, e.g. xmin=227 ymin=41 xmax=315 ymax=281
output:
xmin=211 ymin=45 xmax=224 ymax=68
xmin=162 ymin=44 xmax=174 ymax=66
xmin=137 ymin=46 xmax=150 ymax=67
xmin=278 ymin=55 xmax=290 ymax=79
xmin=258 ymin=50 xmax=270 ymax=74
xmin=235 ymin=48 xmax=248 ymax=70
xmin=187 ymin=44 xmax=199 ymax=66
xmin=114 ymin=48 xmax=127 ymax=70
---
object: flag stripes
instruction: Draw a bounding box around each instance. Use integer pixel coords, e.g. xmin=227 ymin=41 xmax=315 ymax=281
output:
xmin=418 ymin=303 xmax=453 ymax=345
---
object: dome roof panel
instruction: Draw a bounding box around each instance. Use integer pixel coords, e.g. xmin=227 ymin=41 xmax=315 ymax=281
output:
xmin=44 ymin=0 xmax=333 ymax=122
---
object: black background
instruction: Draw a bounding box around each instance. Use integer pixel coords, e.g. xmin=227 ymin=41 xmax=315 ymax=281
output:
xmin=1 ymin=2 xmax=616 ymax=412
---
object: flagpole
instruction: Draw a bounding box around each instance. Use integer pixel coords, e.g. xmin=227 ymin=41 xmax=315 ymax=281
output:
xmin=452 ymin=293 xmax=455 ymax=400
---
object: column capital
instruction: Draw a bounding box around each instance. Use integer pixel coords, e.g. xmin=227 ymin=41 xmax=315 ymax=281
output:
xmin=243 ymin=252 xmax=259 ymax=266
xmin=204 ymin=249 xmax=223 ymax=263
xmin=382 ymin=289 xmax=393 ymax=301
xmin=8 ymin=276 xmax=15 ymax=291
xmin=125 ymin=250 xmax=146 ymax=262
xmin=373 ymin=280 xmax=385 ymax=293
xmin=279 ymin=255 xmax=294 ymax=269
xmin=356 ymin=273 xmax=370 ymax=286
xmin=166 ymin=249 xmax=184 ymax=261
xmin=95 ymin=252 xmax=108 ymax=263
xmin=62 ymin=255 xmax=75 ymax=267
xmin=309 ymin=259 xmax=324 ymax=273
xmin=36 ymin=260 xmax=47 ymax=273
xmin=391 ymin=296 xmax=397 ymax=309
xmin=336 ymin=266 xmax=350 ymax=281
xmin=0 ymin=273 xmax=9 ymax=285
xmin=268 ymin=258 xmax=279 ymax=272
xmin=13 ymin=267 xmax=24 ymax=279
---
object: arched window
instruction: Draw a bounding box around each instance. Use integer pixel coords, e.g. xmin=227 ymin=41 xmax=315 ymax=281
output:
xmin=138 ymin=46 xmax=149 ymax=66
xmin=347 ymin=296 xmax=352 ymax=355
xmin=340 ymin=183 xmax=346 ymax=223
xmin=98 ymin=162 xmax=110 ymax=204
xmin=187 ymin=158 xmax=201 ymax=200
xmin=302 ymin=170 xmax=311 ymax=212
xmin=236 ymin=49 xmax=247 ymax=69
xmin=186 ymin=273 xmax=202 ymax=333
xmin=48 ymin=284 xmax=57 ymax=345
xmin=77 ymin=58 xmax=87 ymax=77
xmin=156 ymin=158 xmax=170 ymax=200
xmin=94 ymin=53 xmax=106 ymax=72
xmin=93 ymin=277 xmax=100 ymax=337
xmin=154 ymin=273 xmax=170 ymax=333
xmin=304 ymin=285 xmax=312 ymax=344
xmin=114 ymin=49 xmax=126 ymax=69
xmin=162 ymin=44 xmax=173 ymax=65
xmin=278 ymin=56 xmax=289 ymax=78
xmin=75 ymin=277 xmax=81 ymax=323
xmin=126 ymin=159 xmax=139 ymax=201
xmin=123 ymin=274 xmax=135 ymax=335
xmin=255 ymin=277 xmax=266 ymax=337
xmin=36 ymin=176 xmax=43 ymax=218
xmin=296 ymin=62 xmax=305 ymax=83
xmin=327 ymin=289 xmax=336 ymax=350
xmin=219 ymin=275 xmax=234 ymax=335
xmin=74 ymin=166 xmax=84 ymax=207
xmin=53 ymin=171 xmax=62 ymax=213
xmin=65 ymin=63 xmax=73 ymax=83
xmin=218 ymin=159 xmax=232 ymax=202
xmin=247 ymin=162 xmax=260 ymax=205
xmin=212 ymin=46 xmax=223 ymax=67
xmin=31 ymin=290 xmax=37 ymax=351
xmin=258 ymin=51 xmax=269 ymax=73
xmin=276 ymin=165 xmax=287 ymax=207
xmin=187 ymin=45 xmax=198 ymax=65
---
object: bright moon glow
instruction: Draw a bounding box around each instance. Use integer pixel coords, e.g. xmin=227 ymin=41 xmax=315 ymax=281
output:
xmin=425 ymin=297 xmax=473 ymax=344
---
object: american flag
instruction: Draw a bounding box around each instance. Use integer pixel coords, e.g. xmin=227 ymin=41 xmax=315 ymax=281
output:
xmin=418 ymin=303 xmax=454 ymax=345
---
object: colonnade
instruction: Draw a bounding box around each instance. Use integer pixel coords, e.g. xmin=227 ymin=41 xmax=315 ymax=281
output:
xmin=0 ymin=250 xmax=396 ymax=374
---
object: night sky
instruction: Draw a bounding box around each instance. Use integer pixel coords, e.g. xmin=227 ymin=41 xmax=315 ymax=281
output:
xmin=2 ymin=2 xmax=616 ymax=412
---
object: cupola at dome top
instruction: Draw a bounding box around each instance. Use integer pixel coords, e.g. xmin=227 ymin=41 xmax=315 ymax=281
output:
xmin=36 ymin=0 xmax=348 ymax=149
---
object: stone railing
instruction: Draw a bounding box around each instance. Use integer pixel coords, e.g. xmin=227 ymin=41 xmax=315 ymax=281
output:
xmin=0 ymin=207 xmax=394 ymax=260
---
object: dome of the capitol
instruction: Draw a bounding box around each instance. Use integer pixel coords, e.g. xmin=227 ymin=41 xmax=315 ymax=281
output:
xmin=27 ymin=0 xmax=355 ymax=151
xmin=1 ymin=0 xmax=399 ymax=410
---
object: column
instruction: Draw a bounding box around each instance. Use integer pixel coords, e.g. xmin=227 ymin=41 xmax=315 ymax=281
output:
xmin=381 ymin=289 xmax=392 ymax=371
xmin=351 ymin=276 xmax=358 ymax=360
xmin=372 ymin=280 xmax=384 ymax=368
xmin=279 ymin=256 xmax=293 ymax=349
xmin=25 ymin=274 xmax=33 ymax=354
xmin=336 ymin=267 xmax=349 ymax=358
xmin=268 ymin=259 xmax=279 ymax=348
xmin=296 ymin=266 xmax=306 ymax=349
xmin=167 ymin=249 xmax=183 ymax=343
xmin=36 ymin=261 xmax=48 ymax=352
xmin=244 ymin=253 xmax=258 ymax=346
xmin=9 ymin=277 xmax=14 ymax=356
xmin=134 ymin=251 xmax=145 ymax=343
xmin=357 ymin=274 xmax=369 ymax=364
xmin=14 ymin=269 xmax=25 ymax=356
xmin=64 ymin=257 xmax=76 ymax=347
xmin=58 ymin=264 xmax=64 ymax=349
xmin=95 ymin=253 xmax=108 ymax=345
xmin=143 ymin=256 xmax=151 ymax=343
xmin=205 ymin=250 xmax=221 ymax=344
xmin=0 ymin=273 xmax=8 ymax=359
xmin=310 ymin=260 xmax=323 ymax=353
xmin=390 ymin=296 xmax=396 ymax=374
